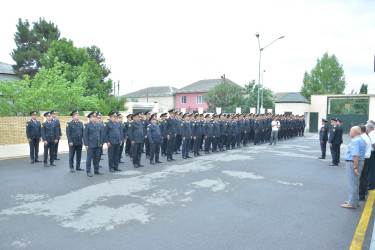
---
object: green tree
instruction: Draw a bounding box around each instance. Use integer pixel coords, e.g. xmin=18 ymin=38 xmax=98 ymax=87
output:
xmin=86 ymin=45 xmax=111 ymax=81
xmin=98 ymin=96 xmax=128 ymax=115
xmin=301 ymin=52 xmax=346 ymax=100
xmin=11 ymin=18 xmax=60 ymax=79
xmin=360 ymin=83 xmax=368 ymax=94
xmin=0 ymin=60 xmax=99 ymax=116
xmin=41 ymin=39 xmax=112 ymax=98
xmin=204 ymin=81 xmax=246 ymax=113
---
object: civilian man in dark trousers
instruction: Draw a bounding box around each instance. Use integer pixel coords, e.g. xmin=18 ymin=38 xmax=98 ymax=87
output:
xmin=104 ymin=111 xmax=123 ymax=172
xmin=147 ymin=114 xmax=163 ymax=164
xmin=166 ymin=110 xmax=176 ymax=162
xmin=128 ymin=112 xmax=145 ymax=168
xmin=26 ymin=111 xmax=41 ymax=164
xmin=318 ymin=118 xmax=328 ymax=159
xmin=41 ymin=112 xmax=58 ymax=167
xmin=66 ymin=110 xmax=84 ymax=172
xmin=51 ymin=110 xmax=62 ymax=160
xmin=83 ymin=111 xmax=103 ymax=177
xmin=328 ymin=118 xmax=340 ymax=166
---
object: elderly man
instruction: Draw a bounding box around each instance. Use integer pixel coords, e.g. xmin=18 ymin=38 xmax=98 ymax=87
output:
xmin=341 ymin=126 xmax=366 ymax=209
xmin=367 ymin=123 xmax=375 ymax=190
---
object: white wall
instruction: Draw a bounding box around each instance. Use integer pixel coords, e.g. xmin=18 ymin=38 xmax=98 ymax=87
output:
xmin=131 ymin=96 xmax=175 ymax=113
xmin=369 ymin=96 xmax=375 ymax=121
xmin=275 ymin=103 xmax=310 ymax=116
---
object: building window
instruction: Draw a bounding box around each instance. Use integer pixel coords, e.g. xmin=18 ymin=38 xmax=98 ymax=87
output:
xmin=181 ymin=95 xmax=186 ymax=104
xmin=196 ymin=95 xmax=204 ymax=103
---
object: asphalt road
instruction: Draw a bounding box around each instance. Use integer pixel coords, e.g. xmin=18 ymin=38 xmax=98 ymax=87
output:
xmin=0 ymin=133 xmax=374 ymax=250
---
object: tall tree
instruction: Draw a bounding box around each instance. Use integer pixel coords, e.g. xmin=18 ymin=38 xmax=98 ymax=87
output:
xmin=359 ymin=83 xmax=368 ymax=94
xmin=301 ymin=52 xmax=346 ymax=100
xmin=11 ymin=18 xmax=60 ymax=79
xmin=86 ymin=45 xmax=111 ymax=81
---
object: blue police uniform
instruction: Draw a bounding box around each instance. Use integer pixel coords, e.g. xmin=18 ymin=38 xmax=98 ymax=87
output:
xmin=26 ymin=118 xmax=41 ymax=163
xmin=319 ymin=122 xmax=329 ymax=159
xmin=41 ymin=120 xmax=58 ymax=166
xmin=212 ymin=120 xmax=220 ymax=152
xmin=226 ymin=119 xmax=232 ymax=149
xmin=203 ymin=119 xmax=213 ymax=153
xmin=219 ymin=119 xmax=227 ymax=151
xmin=231 ymin=120 xmax=238 ymax=148
xmin=181 ymin=120 xmax=192 ymax=158
xmin=128 ymin=120 xmax=145 ymax=167
xmin=166 ymin=116 xmax=176 ymax=160
xmin=159 ymin=118 xmax=168 ymax=156
xmin=66 ymin=119 xmax=84 ymax=171
xmin=147 ymin=122 xmax=162 ymax=163
xmin=192 ymin=119 xmax=203 ymax=156
xmin=52 ymin=118 xmax=62 ymax=160
xmin=104 ymin=120 xmax=122 ymax=171
xmin=237 ymin=118 xmax=243 ymax=147
xmin=83 ymin=121 xmax=102 ymax=174
xmin=328 ymin=123 xmax=340 ymax=165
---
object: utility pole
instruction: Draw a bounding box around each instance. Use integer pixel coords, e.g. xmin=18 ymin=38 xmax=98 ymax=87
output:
xmin=117 ymin=80 xmax=120 ymax=100
xmin=113 ymin=81 xmax=116 ymax=96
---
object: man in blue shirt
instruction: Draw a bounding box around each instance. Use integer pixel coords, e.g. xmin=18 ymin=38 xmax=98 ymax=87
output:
xmin=341 ymin=126 xmax=366 ymax=209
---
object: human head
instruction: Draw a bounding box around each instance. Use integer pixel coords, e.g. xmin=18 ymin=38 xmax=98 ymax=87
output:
xmin=366 ymin=123 xmax=374 ymax=133
xmin=108 ymin=110 xmax=117 ymax=122
xmin=44 ymin=112 xmax=52 ymax=121
xmin=70 ymin=110 xmax=80 ymax=121
xmin=150 ymin=114 xmax=157 ymax=124
xmin=359 ymin=125 xmax=366 ymax=134
xmin=133 ymin=113 xmax=141 ymax=122
xmin=51 ymin=110 xmax=58 ymax=119
xmin=30 ymin=111 xmax=37 ymax=120
xmin=87 ymin=111 xmax=97 ymax=122
xmin=349 ymin=126 xmax=361 ymax=138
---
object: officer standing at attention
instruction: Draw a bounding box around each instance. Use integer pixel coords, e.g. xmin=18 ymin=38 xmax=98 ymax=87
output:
xmin=203 ymin=114 xmax=212 ymax=154
xmin=26 ymin=111 xmax=42 ymax=164
xmin=212 ymin=114 xmax=220 ymax=152
xmin=192 ymin=114 xmax=202 ymax=157
xmin=104 ymin=111 xmax=123 ymax=172
xmin=96 ymin=112 xmax=105 ymax=167
xmin=159 ymin=113 xmax=168 ymax=157
xmin=166 ymin=110 xmax=177 ymax=162
xmin=125 ymin=114 xmax=133 ymax=156
xmin=128 ymin=112 xmax=145 ymax=168
xmin=143 ymin=111 xmax=152 ymax=159
xmin=83 ymin=111 xmax=103 ymax=177
xmin=181 ymin=113 xmax=192 ymax=159
xmin=336 ymin=118 xmax=344 ymax=164
xmin=226 ymin=114 xmax=233 ymax=150
xmin=41 ymin=112 xmax=58 ymax=167
xmin=51 ymin=110 xmax=62 ymax=160
xmin=117 ymin=113 xmax=125 ymax=163
xmin=219 ymin=114 xmax=227 ymax=151
xmin=174 ymin=112 xmax=182 ymax=154
xmin=66 ymin=110 xmax=84 ymax=172
xmin=147 ymin=114 xmax=163 ymax=165
xmin=318 ymin=118 xmax=329 ymax=159
xmin=328 ymin=118 xmax=340 ymax=166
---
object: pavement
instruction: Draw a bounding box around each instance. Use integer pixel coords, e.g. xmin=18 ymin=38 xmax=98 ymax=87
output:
xmin=0 ymin=133 xmax=374 ymax=249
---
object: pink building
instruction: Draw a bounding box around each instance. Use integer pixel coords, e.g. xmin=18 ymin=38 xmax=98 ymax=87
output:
xmin=175 ymin=79 xmax=239 ymax=113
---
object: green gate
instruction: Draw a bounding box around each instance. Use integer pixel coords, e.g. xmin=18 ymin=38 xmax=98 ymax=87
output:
xmin=309 ymin=112 xmax=319 ymax=133
xmin=327 ymin=114 xmax=368 ymax=134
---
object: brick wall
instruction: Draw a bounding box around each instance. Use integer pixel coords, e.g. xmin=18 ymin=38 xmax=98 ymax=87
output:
xmin=0 ymin=116 xmax=109 ymax=146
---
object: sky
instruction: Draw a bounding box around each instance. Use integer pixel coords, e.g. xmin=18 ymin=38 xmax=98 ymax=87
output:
xmin=1 ymin=0 xmax=374 ymax=96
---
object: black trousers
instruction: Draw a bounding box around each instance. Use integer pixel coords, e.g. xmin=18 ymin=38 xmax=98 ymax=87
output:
xmin=212 ymin=136 xmax=219 ymax=151
xmin=359 ymin=158 xmax=370 ymax=198
xmin=175 ymin=134 xmax=182 ymax=152
xmin=337 ymin=143 xmax=341 ymax=163
xmin=320 ymin=141 xmax=327 ymax=158
xmin=182 ymin=138 xmax=191 ymax=157
xmin=132 ymin=143 xmax=143 ymax=166
xmin=367 ymin=152 xmax=375 ymax=189
xmin=145 ymin=138 xmax=150 ymax=157
xmin=226 ymin=135 xmax=231 ymax=148
xmin=119 ymin=141 xmax=124 ymax=159
xmin=69 ymin=144 xmax=82 ymax=169
xmin=150 ymin=142 xmax=161 ymax=161
xmin=219 ymin=135 xmax=226 ymax=150
xmin=54 ymin=139 xmax=60 ymax=159
xmin=194 ymin=136 xmax=201 ymax=154
xmin=254 ymin=131 xmax=260 ymax=145
xmin=161 ymin=138 xmax=167 ymax=155
xmin=86 ymin=146 xmax=100 ymax=173
xmin=204 ymin=136 xmax=212 ymax=152
xmin=231 ymin=134 xmax=237 ymax=148
xmin=29 ymin=139 xmax=40 ymax=161
xmin=330 ymin=143 xmax=340 ymax=165
xmin=167 ymin=136 xmax=175 ymax=159
xmin=125 ymin=139 xmax=131 ymax=155
xmin=44 ymin=142 xmax=55 ymax=164
xmin=108 ymin=143 xmax=120 ymax=170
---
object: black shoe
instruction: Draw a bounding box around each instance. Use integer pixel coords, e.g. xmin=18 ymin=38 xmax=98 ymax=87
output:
xmin=182 ymin=156 xmax=187 ymax=159
xmin=50 ymin=163 xmax=56 ymax=166
xmin=138 ymin=164 xmax=144 ymax=167
xmin=134 ymin=165 xmax=140 ymax=168
xmin=186 ymin=156 xmax=191 ymax=158
xmin=31 ymin=160 xmax=35 ymax=164
xmin=94 ymin=172 xmax=104 ymax=175
xmin=87 ymin=172 xmax=93 ymax=177
xmin=194 ymin=154 xmax=198 ymax=157
xmin=167 ymin=158 xmax=172 ymax=162
xmin=70 ymin=169 xmax=75 ymax=173
xmin=35 ymin=160 xmax=41 ymax=162
xmin=146 ymin=156 xmax=150 ymax=159
xmin=156 ymin=160 xmax=163 ymax=163
xmin=99 ymin=165 xmax=103 ymax=168
xmin=150 ymin=161 xmax=155 ymax=165
xmin=318 ymin=157 xmax=325 ymax=159
xmin=171 ymin=158 xmax=176 ymax=161
xmin=54 ymin=158 xmax=60 ymax=160
xmin=76 ymin=168 xmax=85 ymax=171
xmin=205 ymin=152 xmax=211 ymax=154
xmin=114 ymin=168 xmax=122 ymax=171
xmin=175 ymin=152 xmax=180 ymax=154
xmin=119 ymin=161 xmax=124 ymax=163
xmin=44 ymin=163 xmax=49 ymax=167
xmin=109 ymin=168 xmax=115 ymax=172
xmin=100 ymin=158 xmax=104 ymax=160
xmin=359 ymin=197 xmax=365 ymax=201
xmin=329 ymin=163 xmax=337 ymax=166
xmin=197 ymin=153 xmax=202 ymax=156
xmin=125 ymin=153 xmax=129 ymax=156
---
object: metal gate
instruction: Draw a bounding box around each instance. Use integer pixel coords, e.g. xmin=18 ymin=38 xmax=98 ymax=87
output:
xmin=327 ymin=114 xmax=368 ymax=134
xmin=309 ymin=112 xmax=319 ymax=133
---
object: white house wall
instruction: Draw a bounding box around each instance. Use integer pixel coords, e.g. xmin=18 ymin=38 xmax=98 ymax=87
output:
xmin=275 ymin=103 xmax=310 ymax=116
xmin=130 ymin=96 xmax=175 ymax=113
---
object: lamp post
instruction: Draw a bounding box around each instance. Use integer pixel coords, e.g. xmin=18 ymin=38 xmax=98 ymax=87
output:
xmin=221 ymin=74 xmax=226 ymax=83
xmin=256 ymin=33 xmax=284 ymax=114
xmin=261 ymin=69 xmax=266 ymax=109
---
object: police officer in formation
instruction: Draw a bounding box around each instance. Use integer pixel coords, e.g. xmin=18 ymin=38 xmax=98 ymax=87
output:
xmin=328 ymin=118 xmax=340 ymax=166
xmin=128 ymin=112 xmax=145 ymax=168
xmin=26 ymin=111 xmax=42 ymax=164
xmin=166 ymin=109 xmax=177 ymax=162
xmin=318 ymin=118 xmax=329 ymax=159
xmin=147 ymin=114 xmax=163 ymax=164
xmin=41 ymin=111 xmax=58 ymax=167
xmin=66 ymin=110 xmax=84 ymax=172
xmin=104 ymin=111 xmax=123 ymax=172
xmin=51 ymin=110 xmax=62 ymax=161
xmin=83 ymin=111 xmax=103 ymax=177
xmin=181 ymin=113 xmax=192 ymax=159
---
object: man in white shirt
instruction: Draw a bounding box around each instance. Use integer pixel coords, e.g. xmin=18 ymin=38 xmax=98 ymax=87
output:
xmin=270 ymin=117 xmax=280 ymax=145
xmin=366 ymin=123 xmax=375 ymax=190
xmin=359 ymin=125 xmax=371 ymax=200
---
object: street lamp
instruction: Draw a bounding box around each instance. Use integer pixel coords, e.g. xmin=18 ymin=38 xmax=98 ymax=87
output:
xmin=221 ymin=74 xmax=226 ymax=83
xmin=261 ymin=69 xmax=266 ymax=109
xmin=256 ymin=33 xmax=284 ymax=114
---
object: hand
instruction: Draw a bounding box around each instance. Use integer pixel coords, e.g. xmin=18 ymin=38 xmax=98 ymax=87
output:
xmin=205 ymin=136 xmax=207 ymax=139
xmin=54 ymin=140 xmax=58 ymax=144
xmin=354 ymin=168 xmax=360 ymax=176
xmin=183 ymin=137 xmax=185 ymax=141
xmin=213 ymin=136 xmax=215 ymax=139
xmin=193 ymin=136 xmax=196 ymax=140
xmin=145 ymin=136 xmax=147 ymax=139
xmin=40 ymin=137 xmax=42 ymax=142
xmin=120 ymin=142 xmax=123 ymax=146
xmin=167 ymin=135 xmax=170 ymax=140
xmin=44 ymin=141 xmax=47 ymax=146
xmin=107 ymin=142 xmax=111 ymax=148
xmin=59 ymin=136 xmax=62 ymax=140
xmin=131 ymin=141 xmax=135 ymax=144
xmin=151 ymin=141 xmax=154 ymax=144
xmin=329 ymin=143 xmax=332 ymax=148
xmin=85 ymin=146 xmax=89 ymax=150
xmin=100 ymin=144 xmax=102 ymax=147
xmin=28 ymin=138 xmax=31 ymax=142
xmin=69 ymin=142 xmax=73 ymax=146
